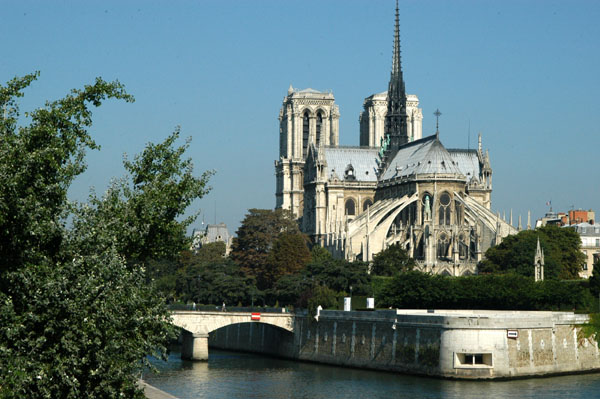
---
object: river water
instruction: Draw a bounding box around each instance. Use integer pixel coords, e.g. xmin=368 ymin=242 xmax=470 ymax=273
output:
xmin=144 ymin=349 xmax=600 ymax=399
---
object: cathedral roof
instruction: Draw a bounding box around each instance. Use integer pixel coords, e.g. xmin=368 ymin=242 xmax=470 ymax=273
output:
xmin=448 ymin=149 xmax=481 ymax=182
xmin=380 ymin=134 xmax=465 ymax=181
xmin=298 ymin=88 xmax=323 ymax=94
xmin=324 ymin=147 xmax=379 ymax=182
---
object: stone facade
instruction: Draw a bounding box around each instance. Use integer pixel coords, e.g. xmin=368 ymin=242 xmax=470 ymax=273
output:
xmin=569 ymin=222 xmax=600 ymax=278
xmin=275 ymin=3 xmax=516 ymax=273
xmin=360 ymin=92 xmax=423 ymax=147
xmin=275 ymin=86 xmax=340 ymax=218
xmin=207 ymin=309 xmax=600 ymax=379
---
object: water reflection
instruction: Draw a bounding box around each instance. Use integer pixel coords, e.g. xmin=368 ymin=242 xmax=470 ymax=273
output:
xmin=145 ymin=349 xmax=600 ymax=399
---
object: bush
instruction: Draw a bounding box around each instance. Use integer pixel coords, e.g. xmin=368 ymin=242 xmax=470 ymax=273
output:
xmin=377 ymin=271 xmax=591 ymax=311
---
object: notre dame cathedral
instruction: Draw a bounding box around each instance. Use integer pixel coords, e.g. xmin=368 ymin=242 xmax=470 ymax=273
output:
xmin=274 ymin=2 xmax=516 ymax=276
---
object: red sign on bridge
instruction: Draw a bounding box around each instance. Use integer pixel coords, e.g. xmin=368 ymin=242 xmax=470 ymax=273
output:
xmin=251 ymin=313 xmax=261 ymax=321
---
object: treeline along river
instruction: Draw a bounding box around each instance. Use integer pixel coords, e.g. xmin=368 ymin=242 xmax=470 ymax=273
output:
xmin=144 ymin=348 xmax=600 ymax=399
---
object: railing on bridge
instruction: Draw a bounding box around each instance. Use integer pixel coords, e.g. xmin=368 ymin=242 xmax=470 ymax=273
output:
xmin=168 ymin=304 xmax=291 ymax=313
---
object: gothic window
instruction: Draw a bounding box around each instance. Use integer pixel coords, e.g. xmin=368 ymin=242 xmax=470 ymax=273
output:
xmin=438 ymin=192 xmax=451 ymax=225
xmin=363 ymin=199 xmax=373 ymax=212
xmin=302 ymin=111 xmax=310 ymax=157
xmin=459 ymin=234 xmax=468 ymax=260
xmin=415 ymin=235 xmax=424 ymax=259
xmin=437 ymin=232 xmax=450 ymax=259
xmin=345 ymin=198 xmax=356 ymax=216
xmin=316 ymin=112 xmax=323 ymax=148
xmin=454 ymin=200 xmax=463 ymax=226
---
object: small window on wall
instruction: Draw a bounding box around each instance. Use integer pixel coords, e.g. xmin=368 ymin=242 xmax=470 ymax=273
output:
xmin=363 ymin=199 xmax=373 ymax=212
xmin=454 ymin=353 xmax=493 ymax=368
xmin=345 ymin=199 xmax=356 ymax=216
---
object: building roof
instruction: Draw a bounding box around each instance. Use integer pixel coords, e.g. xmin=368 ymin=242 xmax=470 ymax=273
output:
xmin=448 ymin=149 xmax=481 ymax=183
xmin=205 ymin=223 xmax=230 ymax=242
xmin=380 ymin=134 xmax=465 ymax=181
xmin=566 ymin=222 xmax=600 ymax=236
xmin=324 ymin=146 xmax=379 ymax=182
xmin=193 ymin=223 xmax=231 ymax=243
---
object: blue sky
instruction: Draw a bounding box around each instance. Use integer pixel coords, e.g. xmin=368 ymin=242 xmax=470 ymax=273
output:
xmin=2 ymin=0 xmax=599 ymax=234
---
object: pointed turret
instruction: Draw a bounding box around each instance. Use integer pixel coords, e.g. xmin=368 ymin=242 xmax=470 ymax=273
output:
xmin=383 ymin=0 xmax=408 ymax=156
xmin=534 ymin=237 xmax=545 ymax=281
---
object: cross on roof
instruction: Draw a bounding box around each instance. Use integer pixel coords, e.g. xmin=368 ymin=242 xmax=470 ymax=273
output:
xmin=434 ymin=108 xmax=442 ymax=134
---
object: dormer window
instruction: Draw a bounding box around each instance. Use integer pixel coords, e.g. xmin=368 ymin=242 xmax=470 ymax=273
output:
xmin=344 ymin=164 xmax=356 ymax=180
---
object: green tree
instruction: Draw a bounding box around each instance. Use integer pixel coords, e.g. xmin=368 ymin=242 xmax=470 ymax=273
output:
xmin=371 ymin=242 xmax=416 ymax=276
xmin=0 ymin=73 xmax=133 ymax=272
xmin=307 ymin=285 xmax=338 ymax=312
xmin=230 ymin=208 xmax=300 ymax=289
xmin=263 ymin=233 xmax=311 ymax=288
xmin=68 ymin=128 xmax=213 ymax=267
xmin=146 ymin=258 xmax=180 ymax=300
xmin=479 ymin=225 xmax=584 ymax=279
xmin=377 ymin=271 xmax=590 ymax=311
xmin=306 ymin=257 xmax=371 ymax=295
xmin=309 ymin=245 xmax=333 ymax=264
xmin=269 ymin=273 xmax=313 ymax=308
xmin=0 ymin=74 xmax=209 ymax=398
xmin=176 ymin=258 xmax=258 ymax=306
xmin=192 ymin=241 xmax=227 ymax=263
xmin=588 ymin=259 xmax=600 ymax=297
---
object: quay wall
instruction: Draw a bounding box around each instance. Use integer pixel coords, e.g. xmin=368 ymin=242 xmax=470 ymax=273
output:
xmin=207 ymin=310 xmax=600 ymax=379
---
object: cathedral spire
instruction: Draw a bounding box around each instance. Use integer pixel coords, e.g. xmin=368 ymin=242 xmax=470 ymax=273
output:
xmin=384 ymin=0 xmax=408 ymax=158
xmin=391 ymin=0 xmax=403 ymax=87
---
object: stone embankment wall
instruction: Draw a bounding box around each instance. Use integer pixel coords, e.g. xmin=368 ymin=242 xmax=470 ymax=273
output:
xmin=207 ymin=309 xmax=600 ymax=379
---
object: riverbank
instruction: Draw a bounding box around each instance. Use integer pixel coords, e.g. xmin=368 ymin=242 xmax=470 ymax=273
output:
xmin=138 ymin=380 xmax=178 ymax=399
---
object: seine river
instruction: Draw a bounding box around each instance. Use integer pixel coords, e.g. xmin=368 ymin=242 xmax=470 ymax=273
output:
xmin=144 ymin=349 xmax=600 ymax=399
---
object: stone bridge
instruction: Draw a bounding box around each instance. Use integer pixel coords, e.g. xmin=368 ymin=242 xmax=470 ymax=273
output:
xmin=170 ymin=310 xmax=295 ymax=360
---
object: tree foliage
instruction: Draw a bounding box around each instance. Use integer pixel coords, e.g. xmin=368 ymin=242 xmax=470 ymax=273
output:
xmin=479 ymin=225 xmax=585 ymax=279
xmin=305 ymin=256 xmax=371 ymax=295
xmin=230 ymin=208 xmax=300 ymax=289
xmin=589 ymin=259 xmax=600 ymax=298
xmin=68 ymin=128 xmax=213 ymax=267
xmin=269 ymin=247 xmax=372 ymax=308
xmin=174 ymin=244 xmax=259 ymax=306
xmin=176 ymin=258 xmax=257 ymax=306
xmin=371 ymin=242 xmax=416 ymax=276
xmin=0 ymin=74 xmax=209 ymax=398
xmin=0 ymin=73 xmax=133 ymax=272
xmin=263 ymin=233 xmax=311 ymax=288
xmin=377 ymin=271 xmax=592 ymax=311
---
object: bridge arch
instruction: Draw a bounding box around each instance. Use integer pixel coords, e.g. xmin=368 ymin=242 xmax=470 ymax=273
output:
xmin=170 ymin=311 xmax=295 ymax=361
